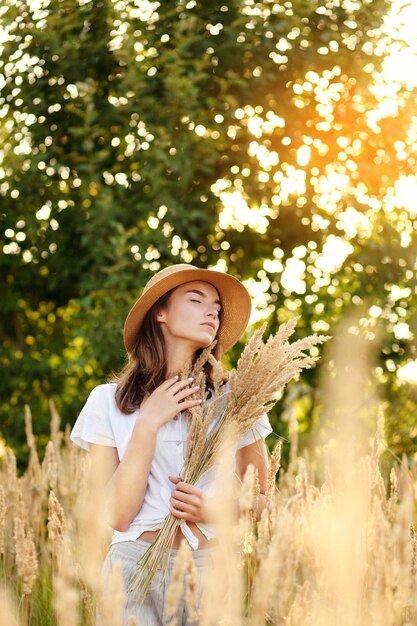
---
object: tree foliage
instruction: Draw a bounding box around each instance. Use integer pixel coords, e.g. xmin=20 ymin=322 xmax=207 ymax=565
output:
xmin=1 ymin=0 xmax=416 ymax=461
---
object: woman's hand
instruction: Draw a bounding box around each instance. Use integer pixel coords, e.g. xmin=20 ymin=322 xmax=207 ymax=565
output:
xmin=139 ymin=376 xmax=201 ymax=430
xmin=168 ymin=476 xmax=206 ymax=523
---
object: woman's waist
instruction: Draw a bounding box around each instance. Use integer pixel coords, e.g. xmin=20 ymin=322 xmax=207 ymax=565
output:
xmin=111 ymin=516 xmax=217 ymax=550
xmin=138 ymin=523 xmax=215 ymax=549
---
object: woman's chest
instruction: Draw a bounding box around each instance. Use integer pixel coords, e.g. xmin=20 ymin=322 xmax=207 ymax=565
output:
xmin=116 ymin=413 xmax=188 ymax=473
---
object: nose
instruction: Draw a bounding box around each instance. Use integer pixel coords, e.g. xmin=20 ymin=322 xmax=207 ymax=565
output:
xmin=207 ymin=307 xmax=219 ymax=321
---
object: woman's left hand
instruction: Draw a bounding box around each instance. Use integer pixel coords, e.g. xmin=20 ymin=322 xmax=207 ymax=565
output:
xmin=168 ymin=476 xmax=206 ymax=523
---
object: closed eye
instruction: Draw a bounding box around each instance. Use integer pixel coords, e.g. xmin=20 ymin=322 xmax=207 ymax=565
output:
xmin=190 ymin=299 xmax=221 ymax=314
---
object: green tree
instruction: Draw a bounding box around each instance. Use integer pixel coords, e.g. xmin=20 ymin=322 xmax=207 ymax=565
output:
xmin=1 ymin=0 xmax=416 ymax=461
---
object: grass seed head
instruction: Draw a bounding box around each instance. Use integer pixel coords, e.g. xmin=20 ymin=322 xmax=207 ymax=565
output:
xmin=165 ymin=541 xmax=192 ymax=624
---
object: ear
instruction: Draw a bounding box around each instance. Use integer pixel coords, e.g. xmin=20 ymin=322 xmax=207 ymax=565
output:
xmin=155 ymin=308 xmax=166 ymax=323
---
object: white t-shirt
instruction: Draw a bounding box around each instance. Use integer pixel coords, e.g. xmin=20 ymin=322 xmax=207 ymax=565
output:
xmin=70 ymin=382 xmax=272 ymax=549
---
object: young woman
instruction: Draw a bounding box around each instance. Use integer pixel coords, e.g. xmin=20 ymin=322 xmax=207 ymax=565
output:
xmin=70 ymin=263 xmax=272 ymax=625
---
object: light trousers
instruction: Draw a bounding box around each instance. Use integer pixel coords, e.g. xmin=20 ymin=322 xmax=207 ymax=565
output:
xmin=97 ymin=539 xmax=213 ymax=626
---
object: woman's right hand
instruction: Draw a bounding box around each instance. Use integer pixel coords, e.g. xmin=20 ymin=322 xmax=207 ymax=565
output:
xmin=138 ymin=376 xmax=202 ymax=429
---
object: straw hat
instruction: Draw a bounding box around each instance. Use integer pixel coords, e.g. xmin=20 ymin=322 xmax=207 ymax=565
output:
xmin=123 ymin=263 xmax=252 ymax=354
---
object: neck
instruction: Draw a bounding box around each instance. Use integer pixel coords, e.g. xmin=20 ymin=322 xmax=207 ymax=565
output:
xmin=164 ymin=338 xmax=196 ymax=377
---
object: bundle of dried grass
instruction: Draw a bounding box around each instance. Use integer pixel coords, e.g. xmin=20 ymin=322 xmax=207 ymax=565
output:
xmin=129 ymin=317 xmax=329 ymax=600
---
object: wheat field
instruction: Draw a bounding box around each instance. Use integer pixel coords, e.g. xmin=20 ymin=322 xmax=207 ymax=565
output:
xmin=1 ymin=402 xmax=416 ymax=625
xmin=1 ymin=322 xmax=416 ymax=626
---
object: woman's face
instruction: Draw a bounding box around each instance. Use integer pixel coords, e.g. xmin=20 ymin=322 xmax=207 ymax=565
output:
xmin=156 ymin=280 xmax=222 ymax=349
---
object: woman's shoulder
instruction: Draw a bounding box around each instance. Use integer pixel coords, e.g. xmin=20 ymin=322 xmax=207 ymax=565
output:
xmin=221 ymin=377 xmax=231 ymax=391
xmin=86 ymin=382 xmax=118 ymax=404
xmin=71 ymin=383 xmax=120 ymax=450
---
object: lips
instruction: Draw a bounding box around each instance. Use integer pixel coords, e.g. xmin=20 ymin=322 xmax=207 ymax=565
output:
xmin=201 ymin=322 xmax=216 ymax=331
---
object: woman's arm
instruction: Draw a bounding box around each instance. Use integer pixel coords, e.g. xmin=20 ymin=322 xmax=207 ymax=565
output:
xmin=89 ymin=419 xmax=159 ymax=532
xmin=89 ymin=376 xmax=202 ymax=532
xmin=236 ymin=439 xmax=269 ymax=519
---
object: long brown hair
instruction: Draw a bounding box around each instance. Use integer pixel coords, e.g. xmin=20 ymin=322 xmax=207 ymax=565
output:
xmin=112 ymin=286 xmax=225 ymax=414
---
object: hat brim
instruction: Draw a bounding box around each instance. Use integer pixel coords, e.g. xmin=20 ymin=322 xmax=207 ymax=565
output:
xmin=123 ymin=268 xmax=252 ymax=355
